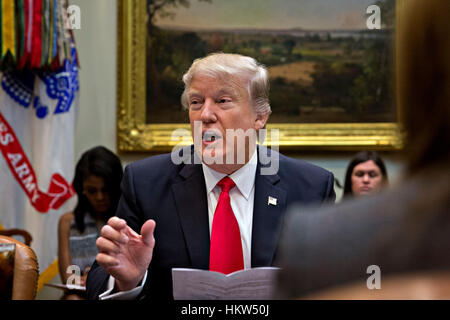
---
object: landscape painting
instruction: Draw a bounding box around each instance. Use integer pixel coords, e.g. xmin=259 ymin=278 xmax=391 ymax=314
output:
xmin=145 ymin=0 xmax=396 ymax=125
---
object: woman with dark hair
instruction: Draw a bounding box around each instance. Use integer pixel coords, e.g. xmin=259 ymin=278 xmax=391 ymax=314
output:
xmin=58 ymin=146 xmax=123 ymax=300
xmin=343 ymin=151 xmax=388 ymax=197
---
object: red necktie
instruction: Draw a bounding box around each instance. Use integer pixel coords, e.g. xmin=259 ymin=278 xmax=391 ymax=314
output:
xmin=209 ymin=177 xmax=244 ymax=274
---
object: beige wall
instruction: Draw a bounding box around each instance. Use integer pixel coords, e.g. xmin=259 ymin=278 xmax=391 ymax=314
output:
xmin=72 ymin=0 xmax=118 ymax=161
xmin=37 ymin=0 xmax=404 ymax=299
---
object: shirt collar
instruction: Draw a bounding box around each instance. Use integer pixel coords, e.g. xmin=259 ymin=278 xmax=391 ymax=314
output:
xmin=202 ymin=149 xmax=257 ymax=200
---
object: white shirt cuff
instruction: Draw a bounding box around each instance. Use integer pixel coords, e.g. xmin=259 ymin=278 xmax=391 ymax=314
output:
xmin=98 ymin=271 xmax=147 ymax=300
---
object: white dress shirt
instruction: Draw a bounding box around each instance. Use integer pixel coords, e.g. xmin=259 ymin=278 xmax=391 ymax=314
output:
xmin=99 ymin=150 xmax=258 ymax=300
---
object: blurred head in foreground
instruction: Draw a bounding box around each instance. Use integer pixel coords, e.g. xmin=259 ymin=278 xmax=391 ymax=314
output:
xmin=275 ymin=0 xmax=450 ymax=300
xmin=397 ymin=0 xmax=450 ymax=173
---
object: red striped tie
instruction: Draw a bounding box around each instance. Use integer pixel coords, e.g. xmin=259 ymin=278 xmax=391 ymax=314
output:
xmin=209 ymin=177 xmax=244 ymax=274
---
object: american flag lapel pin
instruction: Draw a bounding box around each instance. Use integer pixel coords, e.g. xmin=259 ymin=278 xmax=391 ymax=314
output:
xmin=268 ymin=196 xmax=277 ymax=206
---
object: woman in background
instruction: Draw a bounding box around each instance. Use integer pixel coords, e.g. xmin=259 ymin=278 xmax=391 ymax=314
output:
xmin=343 ymin=151 xmax=388 ymax=198
xmin=58 ymin=146 xmax=123 ymax=300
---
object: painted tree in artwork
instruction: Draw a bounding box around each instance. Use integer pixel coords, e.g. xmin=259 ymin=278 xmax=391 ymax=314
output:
xmin=148 ymin=0 xmax=211 ymax=30
xmin=310 ymin=0 xmax=396 ymax=121
xmin=146 ymin=0 xmax=212 ymax=122
xmin=348 ymin=0 xmax=395 ymax=118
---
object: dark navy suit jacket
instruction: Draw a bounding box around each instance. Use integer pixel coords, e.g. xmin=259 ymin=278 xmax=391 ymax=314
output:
xmin=86 ymin=146 xmax=335 ymax=300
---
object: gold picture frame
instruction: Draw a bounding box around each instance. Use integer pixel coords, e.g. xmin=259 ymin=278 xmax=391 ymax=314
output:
xmin=117 ymin=0 xmax=403 ymax=153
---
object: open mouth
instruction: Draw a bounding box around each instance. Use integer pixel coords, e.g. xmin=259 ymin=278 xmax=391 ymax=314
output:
xmin=202 ymin=130 xmax=222 ymax=143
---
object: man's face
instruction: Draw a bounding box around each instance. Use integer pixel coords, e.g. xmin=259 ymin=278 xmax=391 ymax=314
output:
xmin=351 ymin=160 xmax=384 ymax=196
xmin=188 ymin=74 xmax=267 ymax=173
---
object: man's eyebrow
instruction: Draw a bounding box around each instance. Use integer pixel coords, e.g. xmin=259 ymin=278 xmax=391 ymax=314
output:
xmin=188 ymin=88 xmax=238 ymax=98
xmin=216 ymin=89 xmax=236 ymax=96
xmin=212 ymin=88 xmax=243 ymax=100
xmin=187 ymin=91 xmax=202 ymax=98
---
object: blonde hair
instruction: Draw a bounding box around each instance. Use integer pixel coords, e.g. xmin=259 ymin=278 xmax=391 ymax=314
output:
xmin=181 ymin=53 xmax=271 ymax=116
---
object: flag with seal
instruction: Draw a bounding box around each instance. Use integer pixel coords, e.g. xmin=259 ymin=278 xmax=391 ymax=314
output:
xmin=0 ymin=48 xmax=79 ymax=292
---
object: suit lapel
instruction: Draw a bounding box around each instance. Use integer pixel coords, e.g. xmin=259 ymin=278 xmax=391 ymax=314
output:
xmin=171 ymin=161 xmax=210 ymax=270
xmin=251 ymin=147 xmax=287 ymax=267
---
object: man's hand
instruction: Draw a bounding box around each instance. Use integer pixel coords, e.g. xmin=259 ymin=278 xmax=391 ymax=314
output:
xmin=96 ymin=217 xmax=156 ymax=291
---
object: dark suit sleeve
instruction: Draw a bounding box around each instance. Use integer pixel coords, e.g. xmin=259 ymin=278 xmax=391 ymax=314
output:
xmin=85 ymin=260 xmax=109 ymax=300
xmin=323 ymin=171 xmax=336 ymax=204
xmin=86 ymin=164 xmax=144 ymax=300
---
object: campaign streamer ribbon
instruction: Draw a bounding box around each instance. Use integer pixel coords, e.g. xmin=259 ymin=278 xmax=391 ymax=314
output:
xmin=17 ymin=0 xmax=32 ymax=69
xmin=16 ymin=0 xmax=26 ymax=64
xmin=52 ymin=0 xmax=58 ymax=62
xmin=40 ymin=0 xmax=47 ymax=67
xmin=0 ymin=0 xmax=75 ymax=70
xmin=57 ymin=0 xmax=66 ymax=65
xmin=26 ymin=0 xmax=33 ymax=64
xmin=30 ymin=0 xmax=42 ymax=68
xmin=48 ymin=0 xmax=55 ymax=64
xmin=62 ymin=0 xmax=72 ymax=63
xmin=0 ymin=110 xmax=75 ymax=213
xmin=1 ymin=0 xmax=17 ymax=60
xmin=41 ymin=0 xmax=51 ymax=67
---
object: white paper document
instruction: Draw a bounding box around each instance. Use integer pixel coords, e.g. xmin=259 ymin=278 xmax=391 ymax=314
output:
xmin=44 ymin=283 xmax=86 ymax=292
xmin=172 ymin=267 xmax=280 ymax=300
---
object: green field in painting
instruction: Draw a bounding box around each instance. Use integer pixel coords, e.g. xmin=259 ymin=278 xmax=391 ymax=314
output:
xmin=146 ymin=28 xmax=395 ymax=124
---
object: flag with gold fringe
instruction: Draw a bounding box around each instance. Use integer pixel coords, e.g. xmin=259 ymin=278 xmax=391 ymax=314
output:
xmin=0 ymin=0 xmax=79 ymax=293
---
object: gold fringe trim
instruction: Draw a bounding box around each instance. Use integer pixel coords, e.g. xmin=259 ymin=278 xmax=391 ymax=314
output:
xmin=37 ymin=259 xmax=59 ymax=292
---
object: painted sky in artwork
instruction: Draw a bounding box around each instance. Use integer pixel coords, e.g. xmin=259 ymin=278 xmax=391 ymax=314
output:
xmin=155 ymin=0 xmax=378 ymax=30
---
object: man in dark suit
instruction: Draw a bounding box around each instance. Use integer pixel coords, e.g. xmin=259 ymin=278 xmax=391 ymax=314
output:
xmin=86 ymin=53 xmax=335 ymax=300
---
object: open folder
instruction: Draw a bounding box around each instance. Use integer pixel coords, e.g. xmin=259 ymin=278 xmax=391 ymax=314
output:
xmin=172 ymin=267 xmax=280 ymax=300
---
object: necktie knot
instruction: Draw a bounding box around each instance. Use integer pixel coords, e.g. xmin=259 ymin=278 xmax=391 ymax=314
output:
xmin=217 ymin=177 xmax=235 ymax=193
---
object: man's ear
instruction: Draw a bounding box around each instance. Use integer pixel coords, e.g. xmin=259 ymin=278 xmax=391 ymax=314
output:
xmin=254 ymin=112 xmax=269 ymax=130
